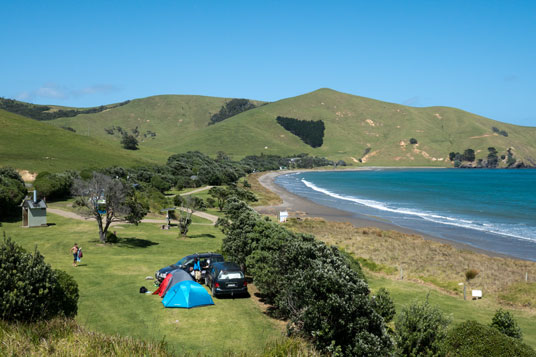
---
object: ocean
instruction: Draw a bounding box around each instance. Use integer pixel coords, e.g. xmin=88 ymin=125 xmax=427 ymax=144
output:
xmin=274 ymin=169 xmax=536 ymax=261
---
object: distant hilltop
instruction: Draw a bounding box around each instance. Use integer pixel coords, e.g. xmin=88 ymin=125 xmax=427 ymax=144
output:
xmin=1 ymin=88 xmax=535 ymax=171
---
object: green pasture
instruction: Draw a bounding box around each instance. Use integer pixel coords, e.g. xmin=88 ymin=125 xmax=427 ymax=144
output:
xmin=0 ymin=109 xmax=164 ymax=172
xmin=1 ymin=213 xmax=282 ymax=355
xmin=44 ymin=89 xmax=536 ymax=167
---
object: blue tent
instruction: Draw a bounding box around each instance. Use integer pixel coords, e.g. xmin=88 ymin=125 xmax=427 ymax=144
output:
xmin=162 ymin=281 xmax=214 ymax=308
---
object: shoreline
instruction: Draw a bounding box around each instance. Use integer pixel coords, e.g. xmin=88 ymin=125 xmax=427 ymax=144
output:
xmin=254 ymin=169 xmax=518 ymax=261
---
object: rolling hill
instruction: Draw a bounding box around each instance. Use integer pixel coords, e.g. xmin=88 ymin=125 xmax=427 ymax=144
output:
xmin=0 ymin=109 xmax=165 ymax=172
xmin=6 ymin=89 xmax=536 ymax=168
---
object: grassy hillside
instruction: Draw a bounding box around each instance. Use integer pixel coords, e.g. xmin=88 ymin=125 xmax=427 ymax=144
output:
xmin=174 ymin=89 xmax=536 ymax=166
xmin=0 ymin=89 xmax=525 ymax=169
xmin=0 ymin=109 xmax=166 ymax=172
xmin=47 ymin=89 xmax=536 ymax=167
xmin=50 ymin=95 xmax=265 ymax=155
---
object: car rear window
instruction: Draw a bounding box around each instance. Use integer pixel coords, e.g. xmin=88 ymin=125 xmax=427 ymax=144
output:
xmin=212 ymin=255 xmax=224 ymax=262
xmin=218 ymin=270 xmax=244 ymax=280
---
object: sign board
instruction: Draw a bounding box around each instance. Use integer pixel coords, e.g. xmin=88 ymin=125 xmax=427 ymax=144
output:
xmin=472 ymin=289 xmax=482 ymax=298
xmin=279 ymin=211 xmax=289 ymax=223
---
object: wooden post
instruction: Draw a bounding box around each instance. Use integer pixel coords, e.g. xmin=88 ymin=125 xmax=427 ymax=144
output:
xmin=463 ymin=284 xmax=466 ymax=301
xmin=526 ymin=272 xmax=528 ymax=282
xmin=399 ymin=266 xmax=404 ymax=280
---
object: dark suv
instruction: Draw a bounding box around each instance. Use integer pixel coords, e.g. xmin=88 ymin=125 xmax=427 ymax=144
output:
xmin=205 ymin=262 xmax=248 ymax=298
xmin=155 ymin=252 xmax=224 ymax=282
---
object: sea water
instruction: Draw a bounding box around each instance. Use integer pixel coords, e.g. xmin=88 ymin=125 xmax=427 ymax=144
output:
xmin=275 ymin=169 xmax=536 ymax=261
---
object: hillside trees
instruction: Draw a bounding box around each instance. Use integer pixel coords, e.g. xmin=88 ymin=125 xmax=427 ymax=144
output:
xmin=219 ymin=198 xmax=393 ymax=355
xmin=72 ymin=173 xmax=144 ymax=243
xmin=209 ymin=99 xmax=257 ymax=125
xmin=0 ymin=97 xmax=129 ymax=121
xmin=33 ymin=171 xmax=77 ymax=201
xmin=0 ymin=167 xmax=27 ymax=219
xmin=276 ymin=116 xmax=325 ymax=148
xmin=121 ymin=133 xmax=139 ymax=150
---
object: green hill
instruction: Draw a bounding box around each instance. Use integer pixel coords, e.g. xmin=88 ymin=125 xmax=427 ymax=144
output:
xmin=0 ymin=109 xmax=165 ymax=172
xmin=172 ymin=89 xmax=536 ymax=166
xmin=13 ymin=89 xmax=536 ymax=167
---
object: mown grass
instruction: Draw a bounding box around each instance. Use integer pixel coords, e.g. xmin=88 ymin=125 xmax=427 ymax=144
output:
xmin=1 ymin=213 xmax=282 ymax=355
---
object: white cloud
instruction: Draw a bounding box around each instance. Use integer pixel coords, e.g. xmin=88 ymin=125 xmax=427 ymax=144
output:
xmin=14 ymin=83 xmax=120 ymax=103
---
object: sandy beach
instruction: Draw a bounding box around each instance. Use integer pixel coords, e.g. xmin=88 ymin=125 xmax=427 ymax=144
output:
xmin=254 ymin=170 xmax=517 ymax=260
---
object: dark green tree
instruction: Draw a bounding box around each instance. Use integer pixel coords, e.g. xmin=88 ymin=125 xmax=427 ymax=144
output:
xmin=490 ymin=309 xmax=522 ymax=339
xmin=0 ymin=167 xmax=27 ymax=219
xmin=209 ymin=186 xmax=231 ymax=211
xmin=394 ymin=298 xmax=451 ymax=356
xmin=371 ymin=287 xmax=396 ymax=323
xmin=121 ymin=133 xmax=139 ymax=150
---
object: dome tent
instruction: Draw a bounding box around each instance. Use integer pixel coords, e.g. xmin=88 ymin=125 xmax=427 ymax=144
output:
xmin=153 ymin=268 xmax=193 ymax=297
xmin=162 ymin=281 xmax=214 ymax=308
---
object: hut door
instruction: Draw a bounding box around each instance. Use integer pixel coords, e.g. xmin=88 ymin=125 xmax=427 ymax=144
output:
xmin=23 ymin=208 xmax=29 ymax=226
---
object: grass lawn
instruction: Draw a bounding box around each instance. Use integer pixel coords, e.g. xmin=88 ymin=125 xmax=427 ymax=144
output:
xmin=368 ymin=274 xmax=536 ymax=348
xmin=1 ymin=213 xmax=282 ymax=355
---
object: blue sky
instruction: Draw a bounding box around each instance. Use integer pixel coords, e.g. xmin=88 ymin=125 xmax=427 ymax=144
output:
xmin=1 ymin=1 xmax=535 ymax=126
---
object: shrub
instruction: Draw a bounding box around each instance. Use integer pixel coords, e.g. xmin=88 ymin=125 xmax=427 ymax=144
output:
xmin=52 ymin=270 xmax=79 ymax=318
xmin=105 ymin=231 xmax=119 ymax=244
xmin=220 ymin=199 xmax=393 ymax=355
xmin=394 ymin=298 xmax=451 ymax=356
xmin=490 ymin=309 xmax=522 ymax=339
xmin=443 ymin=320 xmax=534 ymax=356
xmin=371 ymin=288 xmax=396 ymax=323
xmin=0 ymin=235 xmax=69 ymax=321
xmin=409 ymin=138 xmax=418 ymax=144
xmin=0 ymin=167 xmax=27 ymax=219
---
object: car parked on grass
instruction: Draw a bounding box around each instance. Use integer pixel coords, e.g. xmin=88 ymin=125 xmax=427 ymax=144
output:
xmin=155 ymin=252 xmax=224 ymax=282
xmin=205 ymin=262 xmax=248 ymax=298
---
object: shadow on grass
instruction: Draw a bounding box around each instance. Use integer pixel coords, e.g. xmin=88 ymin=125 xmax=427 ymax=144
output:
xmin=254 ymin=292 xmax=281 ymax=317
xmin=118 ymin=237 xmax=159 ymax=248
xmin=214 ymin=292 xmax=251 ymax=300
xmin=188 ymin=233 xmax=216 ymax=239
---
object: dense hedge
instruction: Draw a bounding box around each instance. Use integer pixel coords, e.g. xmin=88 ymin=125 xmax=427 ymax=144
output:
xmin=276 ymin=116 xmax=325 ymax=148
xmin=0 ymin=97 xmax=130 ymax=121
xmin=33 ymin=171 xmax=77 ymax=201
xmin=0 ymin=236 xmax=79 ymax=321
xmin=219 ymin=198 xmax=393 ymax=355
xmin=443 ymin=320 xmax=535 ymax=356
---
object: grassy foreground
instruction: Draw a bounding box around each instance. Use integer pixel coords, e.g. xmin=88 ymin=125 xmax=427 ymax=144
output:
xmin=1 ymin=213 xmax=282 ymax=355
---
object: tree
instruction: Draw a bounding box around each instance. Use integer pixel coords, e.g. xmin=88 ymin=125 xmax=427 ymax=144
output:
xmin=177 ymin=195 xmax=202 ymax=237
xmin=72 ymin=173 xmax=135 ymax=243
xmin=0 ymin=235 xmax=78 ymax=321
xmin=371 ymin=287 xmax=396 ymax=323
xmin=121 ymin=133 xmax=139 ymax=150
xmin=463 ymin=269 xmax=479 ymax=300
xmin=443 ymin=320 xmax=534 ymax=356
xmin=209 ymin=186 xmax=230 ymax=211
xmin=394 ymin=298 xmax=451 ymax=356
xmin=0 ymin=167 xmax=27 ymax=219
xmin=490 ymin=309 xmax=523 ymax=339
xmin=462 ymin=148 xmax=475 ymax=162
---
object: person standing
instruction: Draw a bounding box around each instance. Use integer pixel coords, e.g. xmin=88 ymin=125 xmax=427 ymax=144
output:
xmin=193 ymin=257 xmax=201 ymax=282
xmin=71 ymin=243 xmax=79 ymax=267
